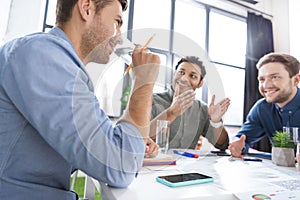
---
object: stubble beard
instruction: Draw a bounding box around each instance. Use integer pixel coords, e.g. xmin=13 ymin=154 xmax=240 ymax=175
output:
xmin=264 ymin=81 xmax=293 ymax=104
xmin=80 ymin=26 xmax=110 ymax=64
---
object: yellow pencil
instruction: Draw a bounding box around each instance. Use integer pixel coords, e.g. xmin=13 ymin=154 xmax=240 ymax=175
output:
xmin=124 ymin=34 xmax=155 ymax=74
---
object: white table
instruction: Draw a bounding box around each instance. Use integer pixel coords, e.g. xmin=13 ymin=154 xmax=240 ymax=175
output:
xmin=96 ymin=150 xmax=300 ymax=200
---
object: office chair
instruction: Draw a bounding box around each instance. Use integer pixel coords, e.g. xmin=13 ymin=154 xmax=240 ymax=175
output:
xmin=70 ymin=170 xmax=100 ymax=200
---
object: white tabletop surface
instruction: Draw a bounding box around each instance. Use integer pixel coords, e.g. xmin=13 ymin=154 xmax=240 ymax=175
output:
xmin=96 ymin=148 xmax=300 ymax=200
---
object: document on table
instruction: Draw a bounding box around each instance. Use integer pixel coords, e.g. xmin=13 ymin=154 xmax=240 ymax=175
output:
xmin=233 ymin=168 xmax=300 ymax=200
xmin=234 ymin=185 xmax=300 ymax=200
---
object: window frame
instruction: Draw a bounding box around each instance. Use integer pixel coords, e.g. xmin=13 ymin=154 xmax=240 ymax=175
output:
xmin=43 ymin=0 xmax=248 ymax=125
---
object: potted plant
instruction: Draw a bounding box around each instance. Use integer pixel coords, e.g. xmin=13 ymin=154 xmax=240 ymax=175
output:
xmin=272 ymin=131 xmax=295 ymax=167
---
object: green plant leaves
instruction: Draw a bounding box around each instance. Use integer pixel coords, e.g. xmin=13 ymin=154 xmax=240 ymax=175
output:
xmin=272 ymin=131 xmax=294 ymax=148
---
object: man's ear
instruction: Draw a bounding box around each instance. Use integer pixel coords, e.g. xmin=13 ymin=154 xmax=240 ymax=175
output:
xmin=77 ymin=0 xmax=92 ymax=21
xmin=197 ymin=79 xmax=204 ymax=88
xmin=294 ymin=74 xmax=300 ymax=86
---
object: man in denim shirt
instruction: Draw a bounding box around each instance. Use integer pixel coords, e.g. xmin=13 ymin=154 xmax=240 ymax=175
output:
xmin=0 ymin=0 xmax=160 ymax=199
xmin=229 ymin=53 xmax=300 ymax=157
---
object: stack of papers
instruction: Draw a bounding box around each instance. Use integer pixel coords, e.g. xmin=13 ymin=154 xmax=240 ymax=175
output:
xmin=143 ymin=153 xmax=176 ymax=166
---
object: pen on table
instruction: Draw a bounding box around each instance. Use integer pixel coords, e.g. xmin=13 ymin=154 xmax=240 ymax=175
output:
xmin=229 ymin=156 xmax=262 ymax=162
xmin=173 ymin=150 xmax=199 ymax=158
xmin=124 ymin=34 xmax=155 ymax=74
xmin=243 ymin=157 xmax=263 ymax=162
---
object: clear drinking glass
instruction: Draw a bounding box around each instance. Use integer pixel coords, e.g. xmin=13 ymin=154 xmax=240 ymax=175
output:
xmin=155 ymin=120 xmax=170 ymax=154
xmin=297 ymin=143 xmax=300 ymax=165
xmin=114 ymin=35 xmax=135 ymax=66
xmin=283 ymin=126 xmax=299 ymax=144
xmin=114 ymin=47 xmax=133 ymax=66
xmin=283 ymin=126 xmax=300 ymax=169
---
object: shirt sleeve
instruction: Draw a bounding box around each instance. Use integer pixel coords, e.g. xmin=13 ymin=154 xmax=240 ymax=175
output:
xmin=2 ymin=34 xmax=145 ymax=187
xmin=236 ymin=100 xmax=266 ymax=153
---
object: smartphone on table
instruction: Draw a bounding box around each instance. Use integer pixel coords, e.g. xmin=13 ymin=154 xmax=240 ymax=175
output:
xmin=156 ymin=172 xmax=213 ymax=187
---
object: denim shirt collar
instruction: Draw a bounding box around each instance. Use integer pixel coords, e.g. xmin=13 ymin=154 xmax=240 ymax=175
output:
xmin=48 ymin=26 xmax=76 ymax=52
xmin=47 ymin=27 xmax=94 ymax=89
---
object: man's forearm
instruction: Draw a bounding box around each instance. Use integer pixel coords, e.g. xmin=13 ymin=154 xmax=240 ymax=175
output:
xmin=119 ymin=84 xmax=154 ymax=138
xmin=213 ymin=126 xmax=229 ymax=149
xmin=128 ymin=84 xmax=153 ymax=125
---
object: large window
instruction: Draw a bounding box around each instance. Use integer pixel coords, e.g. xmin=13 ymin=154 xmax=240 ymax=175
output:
xmin=209 ymin=10 xmax=246 ymax=67
xmin=44 ymin=0 xmax=248 ymax=124
xmin=133 ymin=0 xmax=171 ymax=30
xmin=174 ymin=0 xmax=206 ymax=51
xmin=208 ymin=9 xmax=247 ymax=125
xmin=131 ymin=0 xmax=247 ymax=126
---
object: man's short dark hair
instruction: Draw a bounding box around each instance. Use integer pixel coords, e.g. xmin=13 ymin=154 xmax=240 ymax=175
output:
xmin=56 ymin=0 xmax=128 ymax=26
xmin=175 ymin=56 xmax=206 ymax=81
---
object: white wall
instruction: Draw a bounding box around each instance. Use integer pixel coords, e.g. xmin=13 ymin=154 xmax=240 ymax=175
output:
xmin=271 ymin=0 xmax=290 ymax=53
xmin=200 ymin=0 xmax=290 ymax=54
xmin=289 ymin=0 xmax=300 ymax=61
xmin=0 ymin=0 xmax=12 ymax=45
xmin=1 ymin=0 xmax=45 ymax=43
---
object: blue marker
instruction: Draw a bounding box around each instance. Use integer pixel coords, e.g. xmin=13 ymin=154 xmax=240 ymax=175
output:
xmin=173 ymin=150 xmax=199 ymax=158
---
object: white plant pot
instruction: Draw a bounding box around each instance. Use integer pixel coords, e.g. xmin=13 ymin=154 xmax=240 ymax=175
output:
xmin=272 ymin=147 xmax=295 ymax=167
